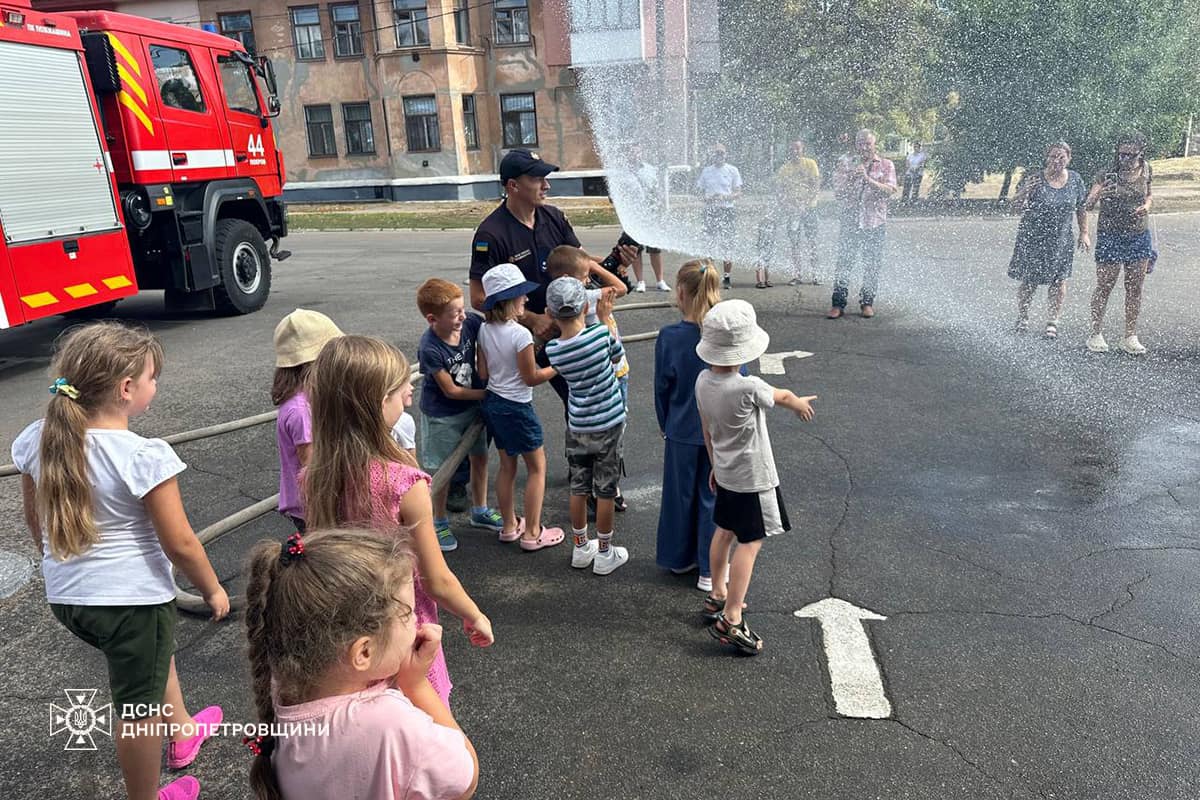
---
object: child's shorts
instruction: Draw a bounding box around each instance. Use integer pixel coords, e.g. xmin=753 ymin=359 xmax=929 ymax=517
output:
xmin=419 ymin=406 xmax=488 ymax=473
xmin=713 ymin=485 xmax=790 ymax=543
xmin=482 ymin=393 xmax=543 ymax=456
xmin=50 ymin=601 xmax=176 ymax=718
xmin=565 ymin=423 xmax=625 ymax=498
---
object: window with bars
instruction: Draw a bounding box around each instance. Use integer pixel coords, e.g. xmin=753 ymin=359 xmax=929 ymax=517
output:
xmin=291 ymin=6 xmax=325 ymax=60
xmin=463 ymin=95 xmax=479 ymax=150
xmin=454 ymin=0 xmax=471 ymax=45
xmin=568 ymin=0 xmax=640 ymax=32
xmin=331 ymin=3 xmax=363 ymax=57
xmin=218 ymin=11 xmax=256 ymax=54
xmin=494 ymin=0 xmax=530 ymax=45
xmin=500 ymin=93 xmax=537 ymax=147
xmin=343 ymin=102 xmax=375 ymax=154
xmin=305 ymin=104 xmax=337 ymax=156
xmin=393 ymin=0 xmax=430 ymax=47
xmin=403 ymin=95 xmax=440 ymax=152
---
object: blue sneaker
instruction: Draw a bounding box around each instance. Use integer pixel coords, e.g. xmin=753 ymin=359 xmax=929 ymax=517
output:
xmin=469 ymin=508 xmax=505 ymax=533
xmin=436 ymin=521 xmax=459 ymax=552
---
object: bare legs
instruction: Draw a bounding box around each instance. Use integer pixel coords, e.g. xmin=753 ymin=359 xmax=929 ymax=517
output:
xmin=160 ymin=657 xmax=195 ymax=743
xmin=519 ymin=448 xmax=547 ymax=540
xmin=707 ymin=528 xmax=758 ymax=625
xmin=115 ymin=658 xmax=193 ymax=799
xmin=1016 ymin=280 xmax=1067 ymax=330
xmin=633 ymin=251 xmax=666 ymax=285
xmin=1091 ymin=261 xmax=1147 ymax=337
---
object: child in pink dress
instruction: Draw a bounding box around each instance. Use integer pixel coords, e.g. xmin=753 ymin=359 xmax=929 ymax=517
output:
xmin=303 ymin=335 xmax=493 ymax=706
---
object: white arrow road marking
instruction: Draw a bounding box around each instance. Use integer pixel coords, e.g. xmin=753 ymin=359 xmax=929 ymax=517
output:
xmin=759 ymin=350 xmax=814 ymax=374
xmin=794 ymin=598 xmax=892 ymax=719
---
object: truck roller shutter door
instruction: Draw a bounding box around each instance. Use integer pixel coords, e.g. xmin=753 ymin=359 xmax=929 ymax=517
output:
xmin=0 ymin=41 xmax=122 ymax=244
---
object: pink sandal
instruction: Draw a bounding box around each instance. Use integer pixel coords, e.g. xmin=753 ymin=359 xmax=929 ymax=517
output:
xmin=519 ymin=526 xmax=565 ymax=551
xmin=498 ymin=517 xmax=525 ymax=543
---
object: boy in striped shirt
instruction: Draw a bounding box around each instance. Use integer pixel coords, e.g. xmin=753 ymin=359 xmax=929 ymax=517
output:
xmin=544 ymin=277 xmax=630 ymax=576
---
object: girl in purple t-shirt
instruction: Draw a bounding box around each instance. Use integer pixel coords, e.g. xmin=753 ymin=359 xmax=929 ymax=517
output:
xmin=272 ymin=309 xmax=344 ymax=531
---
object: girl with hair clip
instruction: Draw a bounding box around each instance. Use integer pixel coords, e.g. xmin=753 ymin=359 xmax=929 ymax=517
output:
xmin=303 ymin=335 xmax=493 ymax=708
xmin=12 ymin=321 xmax=227 ymax=800
xmin=653 ymin=259 xmax=726 ymax=592
xmin=243 ymin=529 xmax=479 ymax=800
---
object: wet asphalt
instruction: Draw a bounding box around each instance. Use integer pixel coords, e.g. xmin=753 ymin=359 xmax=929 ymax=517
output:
xmin=1 ymin=216 xmax=1198 ymax=799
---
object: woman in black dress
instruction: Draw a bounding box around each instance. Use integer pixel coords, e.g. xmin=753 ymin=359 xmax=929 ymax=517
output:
xmin=1008 ymin=142 xmax=1090 ymax=338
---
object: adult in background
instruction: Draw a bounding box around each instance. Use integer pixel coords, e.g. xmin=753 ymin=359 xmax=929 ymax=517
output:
xmin=1007 ymin=141 xmax=1089 ymax=339
xmin=469 ymin=149 xmax=637 ymax=404
xmin=1084 ymin=132 xmax=1154 ymax=355
xmin=829 ymin=129 xmax=897 ymax=319
xmin=902 ymin=141 xmax=928 ymax=202
xmin=696 ymin=144 xmax=743 ymax=289
xmin=625 ymin=143 xmax=671 ymax=293
xmin=775 ymin=139 xmax=822 ymax=285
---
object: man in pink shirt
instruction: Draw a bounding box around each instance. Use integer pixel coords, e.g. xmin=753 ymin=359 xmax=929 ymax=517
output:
xmin=829 ymin=128 xmax=898 ymax=319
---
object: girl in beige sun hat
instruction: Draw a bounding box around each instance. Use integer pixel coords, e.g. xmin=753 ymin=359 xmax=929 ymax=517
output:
xmin=272 ymin=309 xmax=344 ymax=531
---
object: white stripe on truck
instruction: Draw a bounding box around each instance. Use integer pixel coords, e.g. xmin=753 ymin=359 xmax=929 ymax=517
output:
xmin=131 ymin=150 xmax=235 ymax=171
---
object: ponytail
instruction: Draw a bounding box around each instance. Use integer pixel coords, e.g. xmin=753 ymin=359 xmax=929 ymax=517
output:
xmin=676 ymin=259 xmax=722 ymax=323
xmin=38 ymin=322 xmax=163 ymax=560
xmin=245 ymin=541 xmax=284 ymax=800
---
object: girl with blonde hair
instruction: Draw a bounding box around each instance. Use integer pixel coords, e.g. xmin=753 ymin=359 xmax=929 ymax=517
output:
xmin=304 ymin=335 xmax=493 ymax=707
xmin=653 ymin=260 xmax=725 ymax=592
xmin=12 ymin=321 xmax=227 ymax=800
xmin=244 ymin=529 xmax=478 ymax=800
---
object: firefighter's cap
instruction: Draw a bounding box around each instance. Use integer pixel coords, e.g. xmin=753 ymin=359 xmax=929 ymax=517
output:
xmin=274 ymin=309 xmax=344 ymax=367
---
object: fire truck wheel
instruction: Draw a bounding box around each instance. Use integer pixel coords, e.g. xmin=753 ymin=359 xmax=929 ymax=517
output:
xmin=213 ymin=219 xmax=272 ymax=315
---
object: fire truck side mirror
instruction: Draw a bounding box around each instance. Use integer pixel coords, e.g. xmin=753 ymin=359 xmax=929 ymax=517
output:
xmin=256 ymin=55 xmax=280 ymax=117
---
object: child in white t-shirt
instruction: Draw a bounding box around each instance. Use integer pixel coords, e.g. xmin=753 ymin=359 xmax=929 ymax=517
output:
xmin=694 ymin=301 xmax=817 ymax=656
xmin=476 ymin=263 xmax=565 ymax=552
xmin=12 ymin=322 xmax=229 ymax=800
xmin=388 ymin=370 xmax=418 ymax=461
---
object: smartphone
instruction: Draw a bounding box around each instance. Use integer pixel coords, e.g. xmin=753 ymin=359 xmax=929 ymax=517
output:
xmin=1104 ymin=172 xmax=1118 ymax=184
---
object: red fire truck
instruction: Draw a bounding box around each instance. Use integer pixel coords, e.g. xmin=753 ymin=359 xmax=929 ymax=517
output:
xmin=0 ymin=0 xmax=288 ymax=328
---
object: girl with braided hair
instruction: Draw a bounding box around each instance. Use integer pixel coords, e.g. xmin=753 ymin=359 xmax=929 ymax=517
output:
xmin=244 ymin=529 xmax=478 ymax=800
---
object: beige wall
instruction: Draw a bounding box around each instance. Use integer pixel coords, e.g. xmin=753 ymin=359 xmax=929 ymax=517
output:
xmin=197 ymin=0 xmax=599 ymax=183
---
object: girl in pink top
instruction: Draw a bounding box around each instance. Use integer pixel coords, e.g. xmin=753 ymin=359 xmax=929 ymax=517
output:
xmin=245 ymin=529 xmax=479 ymax=800
xmin=303 ymin=335 xmax=494 ymax=706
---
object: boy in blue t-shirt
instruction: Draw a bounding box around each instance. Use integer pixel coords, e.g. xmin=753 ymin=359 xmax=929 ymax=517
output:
xmin=416 ymin=278 xmax=503 ymax=551
xmin=544 ymin=277 xmax=629 ymax=576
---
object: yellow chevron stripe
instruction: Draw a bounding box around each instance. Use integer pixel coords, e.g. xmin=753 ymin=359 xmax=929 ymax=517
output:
xmin=106 ymin=33 xmax=140 ymax=77
xmin=103 ymin=275 xmax=134 ymax=290
xmin=119 ymin=90 xmax=154 ymax=134
xmin=64 ymin=283 xmax=99 ymax=299
xmin=116 ymin=63 xmax=146 ymax=105
xmin=21 ymin=292 xmax=58 ymax=308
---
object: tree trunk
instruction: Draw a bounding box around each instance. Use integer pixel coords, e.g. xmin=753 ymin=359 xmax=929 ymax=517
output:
xmin=998 ymin=167 xmax=1015 ymax=200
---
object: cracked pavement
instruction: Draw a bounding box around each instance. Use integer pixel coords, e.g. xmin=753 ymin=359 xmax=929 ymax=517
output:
xmin=2 ymin=218 xmax=1199 ymax=798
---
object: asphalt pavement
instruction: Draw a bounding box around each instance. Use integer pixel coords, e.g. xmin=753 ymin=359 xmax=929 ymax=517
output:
xmin=1 ymin=215 xmax=1198 ymax=799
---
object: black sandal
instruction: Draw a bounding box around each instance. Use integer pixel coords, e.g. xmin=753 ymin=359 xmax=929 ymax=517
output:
xmin=613 ymin=493 xmax=627 ymax=512
xmin=708 ymin=613 xmax=763 ymax=655
xmin=702 ymin=594 xmax=725 ymax=621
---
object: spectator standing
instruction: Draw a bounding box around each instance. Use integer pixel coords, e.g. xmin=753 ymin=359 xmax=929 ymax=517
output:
xmin=828 ymin=129 xmax=897 ymax=320
xmin=902 ymin=142 xmax=928 ymax=202
xmin=624 ymin=143 xmax=671 ymax=293
xmin=696 ymin=144 xmax=743 ymax=289
xmin=776 ymin=139 xmax=822 ymax=285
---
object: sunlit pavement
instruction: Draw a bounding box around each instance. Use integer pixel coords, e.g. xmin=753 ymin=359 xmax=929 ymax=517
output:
xmin=2 ymin=219 xmax=1198 ymax=799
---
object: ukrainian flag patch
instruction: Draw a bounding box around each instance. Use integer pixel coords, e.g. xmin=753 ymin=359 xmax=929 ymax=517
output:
xmin=474 ymin=241 xmax=489 ymax=253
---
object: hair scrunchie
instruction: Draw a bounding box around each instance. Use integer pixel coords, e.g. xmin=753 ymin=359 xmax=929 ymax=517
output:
xmin=279 ymin=532 xmax=306 ymax=565
xmin=49 ymin=378 xmax=80 ymax=400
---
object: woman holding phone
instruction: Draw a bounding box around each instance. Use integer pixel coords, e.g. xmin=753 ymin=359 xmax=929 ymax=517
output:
xmin=1084 ymin=132 xmax=1154 ymax=355
xmin=1007 ymin=141 xmax=1089 ymax=338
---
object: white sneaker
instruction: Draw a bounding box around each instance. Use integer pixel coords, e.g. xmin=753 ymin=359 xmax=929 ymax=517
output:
xmin=1119 ymin=335 xmax=1147 ymax=355
xmin=571 ymin=540 xmax=598 ymax=569
xmin=1085 ymin=333 xmax=1109 ymax=353
xmin=696 ymin=575 xmax=713 ymax=593
xmin=656 ymin=280 xmax=671 ymax=292
xmin=634 ymin=281 xmax=646 ymax=293
xmin=592 ymin=545 xmax=629 ymax=576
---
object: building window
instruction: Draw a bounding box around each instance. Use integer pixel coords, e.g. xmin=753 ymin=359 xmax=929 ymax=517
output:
xmin=291 ymin=6 xmax=325 ymax=60
xmin=305 ymin=104 xmax=337 ymax=156
xmin=500 ymin=93 xmax=537 ymax=147
xmin=403 ymin=95 xmax=440 ymax=152
xmin=343 ymin=102 xmax=375 ymax=154
xmin=218 ymin=11 xmax=256 ymax=53
xmin=331 ymin=3 xmax=363 ymax=57
xmin=454 ymin=0 xmax=470 ymax=45
xmin=568 ymin=0 xmax=639 ymax=31
xmin=393 ymin=0 xmax=430 ymax=47
xmin=462 ymin=95 xmax=479 ymax=150
xmin=494 ymin=0 xmax=530 ymax=45
xmin=150 ymin=45 xmax=206 ymax=113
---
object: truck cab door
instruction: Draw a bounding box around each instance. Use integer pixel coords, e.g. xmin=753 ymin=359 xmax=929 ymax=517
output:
xmin=214 ymin=53 xmax=280 ymax=195
xmin=144 ymin=41 xmax=233 ymax=182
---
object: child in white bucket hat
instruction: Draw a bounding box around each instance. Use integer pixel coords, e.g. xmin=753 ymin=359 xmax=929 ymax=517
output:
xmin=694 ymin=299 xmax=817 ymax=654
xmin=477 ymin=263 xmax=566 ymax=552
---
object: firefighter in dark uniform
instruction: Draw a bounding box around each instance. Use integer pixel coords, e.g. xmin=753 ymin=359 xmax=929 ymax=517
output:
xmin=468 ymin=149 xmax=636 ymax=406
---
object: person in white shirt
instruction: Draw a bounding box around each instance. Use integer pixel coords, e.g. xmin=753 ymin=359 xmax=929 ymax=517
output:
xmin=696 ymin=143 xmax=743 ymax=288
xmin=903 ymin=141 xmax=928 ymax=202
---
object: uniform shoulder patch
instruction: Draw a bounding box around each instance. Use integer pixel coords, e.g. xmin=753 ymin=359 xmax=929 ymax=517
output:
xmin=474 ymin=241 xmax=489 ymax=253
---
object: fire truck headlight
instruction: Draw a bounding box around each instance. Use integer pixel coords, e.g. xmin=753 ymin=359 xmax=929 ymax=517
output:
xmin=122 ymin=190 xmax=153 ymax=232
